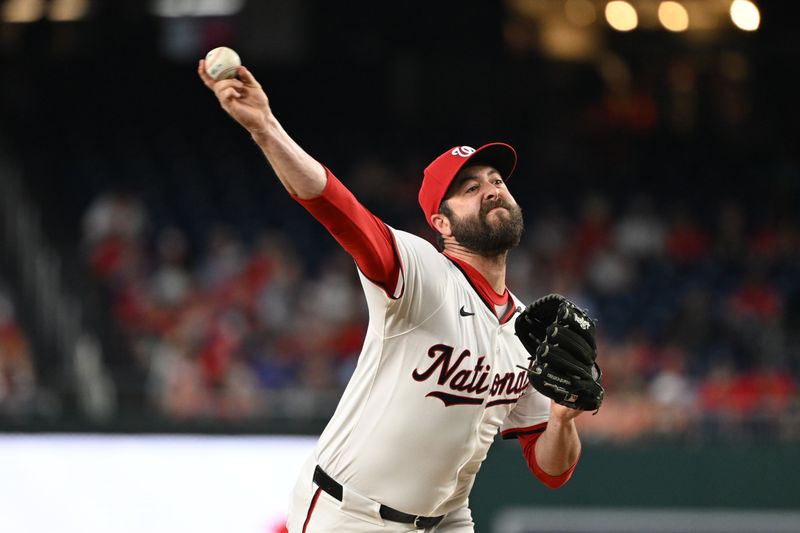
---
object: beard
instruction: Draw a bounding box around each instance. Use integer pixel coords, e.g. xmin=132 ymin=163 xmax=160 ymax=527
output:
xmin=444 ymin=198 xmax=524 ymax=257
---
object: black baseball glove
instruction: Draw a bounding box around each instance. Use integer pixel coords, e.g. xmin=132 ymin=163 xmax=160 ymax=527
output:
xmin=515 ymin=294 xmax=604 ymax=412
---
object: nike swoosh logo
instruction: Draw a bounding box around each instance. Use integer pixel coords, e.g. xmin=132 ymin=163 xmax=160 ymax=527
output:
xmin=459 ymin=306 xmax=475 ymax=317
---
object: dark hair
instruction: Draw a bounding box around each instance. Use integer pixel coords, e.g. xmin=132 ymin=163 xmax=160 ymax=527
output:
xmin=435 ymin=201 xmax=453 ymax=251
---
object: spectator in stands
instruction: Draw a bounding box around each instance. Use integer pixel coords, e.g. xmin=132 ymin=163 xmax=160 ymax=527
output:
xmin=0 ymin=288 xmax=37 ymax=416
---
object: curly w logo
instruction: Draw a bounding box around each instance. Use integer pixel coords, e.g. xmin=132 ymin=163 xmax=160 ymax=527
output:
xmin=451 ymin=146 xmax=476 ymax=157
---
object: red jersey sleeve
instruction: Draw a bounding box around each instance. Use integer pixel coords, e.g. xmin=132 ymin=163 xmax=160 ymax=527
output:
xmin=293 ymin=168 xmax=402 ymax=297
xmin=518 ymin=430 xmax=577 ymax=489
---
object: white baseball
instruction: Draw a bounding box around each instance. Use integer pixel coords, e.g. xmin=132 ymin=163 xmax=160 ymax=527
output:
xmin=205 ymin=46 xmax=242 ymax=81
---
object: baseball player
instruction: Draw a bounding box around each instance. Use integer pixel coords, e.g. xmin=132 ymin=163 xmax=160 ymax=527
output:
xmin=198 ymin=61 xmax=603 ymax=532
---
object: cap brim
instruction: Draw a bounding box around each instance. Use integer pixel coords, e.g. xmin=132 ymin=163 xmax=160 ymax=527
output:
xmin=466 ymin=142 xmax=517 ymax=179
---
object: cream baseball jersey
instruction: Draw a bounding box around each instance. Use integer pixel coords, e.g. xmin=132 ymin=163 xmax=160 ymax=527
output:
xmin=313 ymin=228 xmax=551 ymax=518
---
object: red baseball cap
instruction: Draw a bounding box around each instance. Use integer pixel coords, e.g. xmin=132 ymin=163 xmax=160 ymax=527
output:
xmin=418 ymin=142 xmax=518 ymax=228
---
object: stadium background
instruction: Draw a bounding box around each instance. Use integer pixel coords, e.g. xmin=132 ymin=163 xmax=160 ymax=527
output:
xmin=1 ymin=0 xmax=799 ymax=531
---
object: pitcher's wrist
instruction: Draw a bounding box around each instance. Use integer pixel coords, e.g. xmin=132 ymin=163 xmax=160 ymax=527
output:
xmin=249 ymin=116 xmax=278 ymax=143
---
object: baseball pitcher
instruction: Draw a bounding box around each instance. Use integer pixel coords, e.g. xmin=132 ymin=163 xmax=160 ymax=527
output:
xmin=198 ymin=61 xmax=603 ymax=533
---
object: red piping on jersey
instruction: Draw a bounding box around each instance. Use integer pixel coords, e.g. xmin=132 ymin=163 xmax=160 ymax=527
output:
xmin=499 ymin=299 xmax=518 ymax=324
xmin=356 ymin=227 xmax=405 ymax=300
xmin=501 ymin=421 xmax=548 ymax=440
xmin=294 ymin=168 xmax=402 ymax=298
xmin=444 ymin=253 xmax=518 ymax=324
xmin=444 ymin=253 xmax=507 ymax=305
xmin=302 ymin=487 xmax=323 ymax=533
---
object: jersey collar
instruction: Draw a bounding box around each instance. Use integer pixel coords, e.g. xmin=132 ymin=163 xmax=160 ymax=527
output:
xmin=444 ymin=252 xmax=517 ymax=323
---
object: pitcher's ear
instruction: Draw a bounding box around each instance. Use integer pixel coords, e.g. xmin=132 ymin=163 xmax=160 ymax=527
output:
xmin=431 ymin=213 xmax=451 ymax=237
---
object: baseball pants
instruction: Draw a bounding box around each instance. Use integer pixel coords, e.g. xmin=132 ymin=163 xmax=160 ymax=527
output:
xmin=286 ymin=456 xmax=475 ymax=533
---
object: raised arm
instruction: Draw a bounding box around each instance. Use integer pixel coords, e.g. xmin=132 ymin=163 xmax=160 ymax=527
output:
xmin=198 ymin=60 xmax=325 ymax=199
xmin=198 ymin=59 xmax=402 ymax=294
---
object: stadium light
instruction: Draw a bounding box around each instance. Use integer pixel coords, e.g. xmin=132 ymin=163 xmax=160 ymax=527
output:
xmin=730 ymin=0 xmax=760 ymax=31
xmin=2 ymin=0 xmax=45 ymax=23
xmin=48 ymin=0 xmax=90 ymax=22
xmin=152 ymin=0 xmax=245 ymax=17
xmin=605 ymin=1 xmax=638 ymax=32
xmin=658 ymin=1 xmax=689 ymax=32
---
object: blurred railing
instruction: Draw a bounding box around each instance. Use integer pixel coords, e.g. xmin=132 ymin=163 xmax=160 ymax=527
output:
xmin=0 ymin=148 xmax=115 ymax=421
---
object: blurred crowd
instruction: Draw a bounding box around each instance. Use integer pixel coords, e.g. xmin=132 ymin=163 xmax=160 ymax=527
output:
xmin=82 ymin=191 xmax=367 ymax=421
xmin=0 ymin=282 xmax=37 ymax=416
xmin=79 ymin=179 xmax=800 ymax=442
